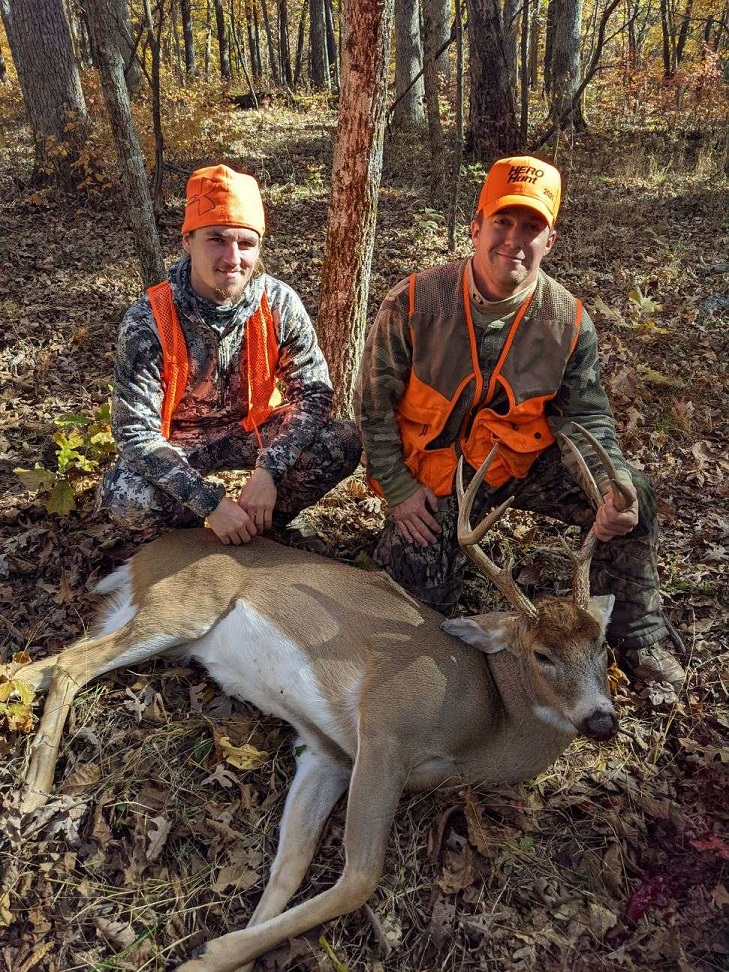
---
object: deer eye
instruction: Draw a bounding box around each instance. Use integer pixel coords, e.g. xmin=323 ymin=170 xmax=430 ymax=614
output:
xmin=535 ymin=651 xmax=553 ymax=665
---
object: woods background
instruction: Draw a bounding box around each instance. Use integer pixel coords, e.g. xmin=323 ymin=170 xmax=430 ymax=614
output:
xmin=0 ymin=0 xmax=727 ymax=970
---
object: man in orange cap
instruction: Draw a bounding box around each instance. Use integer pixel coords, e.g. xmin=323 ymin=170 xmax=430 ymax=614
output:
xmin=99 ymin=164 xmax=361 ymax=547
xmin=356 ymin=155 xmax=685 ymax=695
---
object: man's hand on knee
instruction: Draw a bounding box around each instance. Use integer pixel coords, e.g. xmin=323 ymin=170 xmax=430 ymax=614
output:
xmin=237 ymin=467 xmax=277 ymax=532
xmin=391 ymin=486 xmax=441 ymax=547
xmin=206 ymin=496 xmax=257 ymax=545
xmin=593 ymin=482 xmax=639 ymax=541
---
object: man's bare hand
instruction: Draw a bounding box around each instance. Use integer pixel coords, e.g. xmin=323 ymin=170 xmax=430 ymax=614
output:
xmin=206 ymin=496 xmax=257 ymax=545
xmin=237 ymin=467 xmax=277 ymax=531
xmin=593 ymin=482 xmax=639 ymax=541
xmin=391 ymin=486 xmax=441 ymax=547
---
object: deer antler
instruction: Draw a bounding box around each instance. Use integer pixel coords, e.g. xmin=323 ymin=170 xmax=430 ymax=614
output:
xmin=557 ymin=423 xmax=634 ymax=610
xmin=456 ymin=447 xmax=539 ymax=622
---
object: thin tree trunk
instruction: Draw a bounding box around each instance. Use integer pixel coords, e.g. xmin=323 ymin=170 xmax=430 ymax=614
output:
xmin=215 ymin=0 xmax=231 ymax=79
xmin=547 ymin=0 xmax=587 ymax=130
xmin=170 ymin=0 xmax=185 ymax=84
xmin=503 ymin=0 xmax=520 ymax=87
xmin=205 ymin=0 xmax=212 ymax=75
xmin=82 ymin=0 xmax=164 ymax=286
xmin=324 ymin=0 xmax=339 ymax=89
xmin=260 ymin=0 xmax=280 ymax=82
xmin=318 ymin=0 xmax=395 ymax=417
xmin=279 ymin=0 xmax=292 ymax=85
xmin=393 ymin=0 xmax=424 ymax=127
xmin=293 ymin=0 xmax=307 ymax=85
xmin=310 ymin=0 xmax=330 ymax=89
xmin=675 ymin=0 xmax=693 ymax=64
xmin=0 ymin=45 xmax=7 ymax=83
xmin=421 ymin=0 xmax=445 ymax=201
xmin=180 ymin=0 xmax=197 ymax=76
xmin=660 ymin=0 xmax=676 ymax=77
xmin=447 ymin=0 xmax=463 ymax=250
xmin=142 ymin=0 xmax=164 ymax=211
xmin=520 ymin=0 xmax=530 ymax=141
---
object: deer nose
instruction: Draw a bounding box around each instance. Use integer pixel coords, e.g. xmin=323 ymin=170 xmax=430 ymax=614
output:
xmin=579 ymin=708 xmax=619 ymax=742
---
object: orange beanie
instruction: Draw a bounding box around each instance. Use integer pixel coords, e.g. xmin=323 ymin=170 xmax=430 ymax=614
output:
xmin=181 ymin=164 xmax=265 ymax=237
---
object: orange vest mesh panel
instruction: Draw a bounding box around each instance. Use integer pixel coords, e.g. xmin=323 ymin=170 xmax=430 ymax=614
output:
xmin=147 ymin=282 xmax=280 ymax=441
xmin=147 ymin=281 xmax=189 ymax=439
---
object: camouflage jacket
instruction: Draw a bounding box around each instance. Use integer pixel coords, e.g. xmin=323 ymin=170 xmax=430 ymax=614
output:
xmin=111 ymin=256 xmax=333 ymax=518
xmin=356 ymin=262 xmax=631 ymax=507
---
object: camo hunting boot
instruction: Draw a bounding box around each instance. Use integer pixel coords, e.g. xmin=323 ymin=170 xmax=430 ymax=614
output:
xmin=622 ymin=643 xmax=686 ymax=690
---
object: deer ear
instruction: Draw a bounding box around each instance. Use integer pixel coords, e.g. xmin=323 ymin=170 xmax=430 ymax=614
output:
xmin=441 ymin=617 xmax=509 ymax=654
xmin=587 ymin=594 xmax=615 ymax=631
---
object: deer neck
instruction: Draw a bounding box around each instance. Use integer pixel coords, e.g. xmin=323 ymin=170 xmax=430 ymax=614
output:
xmin=467 ymin=649 xmax=575 ymax=782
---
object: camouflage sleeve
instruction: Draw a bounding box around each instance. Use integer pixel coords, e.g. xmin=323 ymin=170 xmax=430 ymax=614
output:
xmin=112 ymin=301 xmax=225 ymax=518
xmin=255 ymin=279 xmax=334 ymax=485
xmin=547 ymin=310 xmax=633 ymax=494
xmin=354 ymin=277 xmax=421 ymax=506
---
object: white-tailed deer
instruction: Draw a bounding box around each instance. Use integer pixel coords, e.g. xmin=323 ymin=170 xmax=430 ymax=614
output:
xmin=16 ymin=427 xmax=629 ymax=972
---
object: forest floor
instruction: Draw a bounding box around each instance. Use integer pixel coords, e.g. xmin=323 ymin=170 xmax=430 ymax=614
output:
xmin=0 ymin=89 xmax=727 ymax=972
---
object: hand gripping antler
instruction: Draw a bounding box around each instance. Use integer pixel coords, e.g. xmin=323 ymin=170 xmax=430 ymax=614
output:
xmin=456 ymin=446 xmax=540 ymax=622
xmin=557 ymin=423 xmax=634 ymax=610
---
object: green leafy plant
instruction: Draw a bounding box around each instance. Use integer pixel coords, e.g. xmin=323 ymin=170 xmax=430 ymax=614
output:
xmin=14 ymin=401 xmax=116 ymax=515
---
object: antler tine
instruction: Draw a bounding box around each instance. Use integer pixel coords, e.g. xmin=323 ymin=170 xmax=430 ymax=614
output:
xmin=556 ymin=432 xmax=603 ymax=509
xmin=456 ymin=453 xmax=539 ymax=622
xmin=558 ymin=422 xmax=633 ymax=610
xmin=569 ymin=422 xmax=633 ymax=512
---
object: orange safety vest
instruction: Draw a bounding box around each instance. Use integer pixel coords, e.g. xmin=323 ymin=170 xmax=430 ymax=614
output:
xmin=147 ymin=281 xmax=282 ymax=442
xmin=377 ymin=263 xmax=582 ymax=496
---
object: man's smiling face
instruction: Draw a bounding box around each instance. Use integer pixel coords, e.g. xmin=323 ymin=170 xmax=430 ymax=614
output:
xmin=183 ymin=225 xmax=261 ymax=304
xmin=470 ymin=206 xmax=557 ymax=301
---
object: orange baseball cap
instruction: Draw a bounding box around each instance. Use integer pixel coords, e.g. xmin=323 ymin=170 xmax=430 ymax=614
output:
xmin=476 ymin=156 xmax=561 ymax=228
xmin=181 ymin=164 xmax=265 ymax=237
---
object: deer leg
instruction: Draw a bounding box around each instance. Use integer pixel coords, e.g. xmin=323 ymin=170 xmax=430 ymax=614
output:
xmin=175 ymin=737 xmax=407 ymax=972
xmin=19 ymin=625 xmax=186 ymax=813
xmin=247 ymin=745 xmax=350 ymax=927
xmin=232 ymin=747 xmax=350 ymax=972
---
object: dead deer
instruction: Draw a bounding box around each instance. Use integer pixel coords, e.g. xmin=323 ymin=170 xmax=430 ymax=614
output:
xmin=15 ymin=426 xmax=629 ymax=972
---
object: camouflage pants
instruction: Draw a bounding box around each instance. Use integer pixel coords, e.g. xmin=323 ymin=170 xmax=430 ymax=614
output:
xmin=373 ymin=445 xmax=668 ymax=650
xmin=97 ymin=415 xmax=361 ymax=532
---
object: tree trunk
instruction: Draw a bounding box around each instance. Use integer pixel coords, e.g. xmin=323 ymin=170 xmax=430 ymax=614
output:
xmin=82 ymin=0 xmax=165 ymax=287
xmin=318 ymin=0 xmax=395 ymax=417
xmin=180 ymin=0 xmax=197 ymax=76
xmin=421 ymin=0 xmax=445 ymax=201
xmin=424 ymin=0 xmax=451 ymax=77
xmin=393 ymin=0 xmax=424 ymax=128
xmin=324 ymin=0 xmax=339 ymax=89
xmin=660 ymin=0 xmax=676 ymax=77
xmin=111 ymin=0 xmax=143 ymax=91
xmin=447 ymin=0 xmax=463 ymax=250
xmin=519 ymin=0 xmax=530 ymax=141
xmin=260 ymin=0 xmax=280 ymax=82
xmin=675 ymin=0 xmax=692 ymax=65
xmin=279 ymin=0 xmax=292 ymax=85
xmin=293 ymin=0 xmax=307 ymax=85
xmin=247 ymin=0 xmax=262 ymax=75
xmin=465 ymin=0 xmax=518 ymax=160
xmin=5 ymin=0 xmax=91 ymax=187
xmin=547 ymin=0 xmax=587 ymax=131
xmin=502 ymin=0 xmax=520 ymax=87
xmin=142 ymin=0 xmax=164 ymax=211
xmin=0 ymin=44 xmax=7 ymax=83
xmin=309 ymin=0 xmax=330 ymax=89
xmin=544 ymin=0 xmax=555 ymax=95
xmin=214 ymin=0 xmax=231 ymax=79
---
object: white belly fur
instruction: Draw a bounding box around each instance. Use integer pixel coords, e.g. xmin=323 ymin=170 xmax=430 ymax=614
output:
xmin=185 ymin=599 xmax=356 ymax=756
